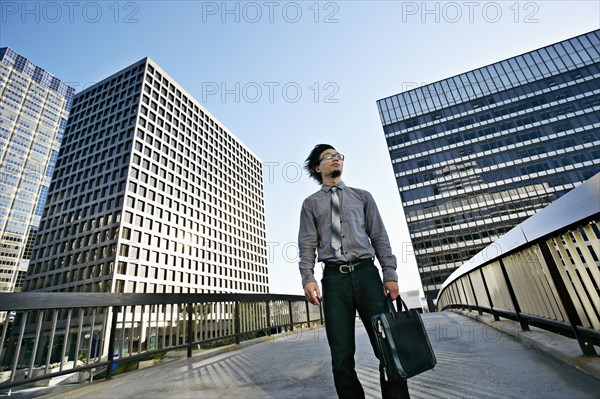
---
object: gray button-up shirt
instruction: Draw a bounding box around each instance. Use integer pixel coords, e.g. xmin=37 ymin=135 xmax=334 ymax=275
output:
xmin=297 ymin=181 xmax=398 ymax=287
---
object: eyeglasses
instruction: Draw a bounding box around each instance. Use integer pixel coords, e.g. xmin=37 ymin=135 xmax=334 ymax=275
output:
xmin=320 ymin=153 xmax=345 ymax=161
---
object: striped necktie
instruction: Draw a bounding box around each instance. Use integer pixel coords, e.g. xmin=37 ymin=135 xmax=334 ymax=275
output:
xmin=331 ymin=186 xmax=342 ymax=256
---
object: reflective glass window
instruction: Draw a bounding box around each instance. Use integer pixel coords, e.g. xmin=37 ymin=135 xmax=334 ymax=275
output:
xmin=385 ymin=98 xmax=396 ymax=121
xmin=486 ymin=65 xmax=504 ymax=90
xmin=451 ymin=76 xmax=465 ymax=102
xmin=530 ymin=51 xmax=551 ymax=76
xmin=394 ymin=94 xmax=405 ymax=118
xmin=479 ymin=67 xmax=498 ymax=92
xmin=523 ymin=53 xmax=544 ymax=78
xmin=573 ymin=35 xmax=590 ymax=51
xmin=409 ymin=90 xmax=423 ymax=114
xmin=588 ymin=31 xmax=600 ymax=47
xmin=506 ymin=59 xmax=526 ymax=83
xmin=449 ymin=78 xmax=463 ymax=103
xmin=575 ymin=36 xmax=598 ymax=60
xmin=432 ymin=82 xmax=448 ymax=108
xmin=403 ymin=93 xmax=416 ymax=117
xmin=516 ymin=56 xmax=535 ymax=81
xmin=561 ymin=41 xmax=584 ymax=65
xmin=546 ymin=46 xmax=567 ymax=70
xmin=468 ymin=71 xmax=486 ymax=97
xmin=391 ymin=96 xmax=402 ymax=121
xmin=538 ymin=48 xmax=559 ymax=74
xmin=459 ymin=73 xmax=476 ymax=98
xmin=492 ymin=64 xmax=512 ymax=87
xmin=423 ymin=85 xmax=436 ymax=110
xmin=438 ymin=80 xmax=455 ymax=105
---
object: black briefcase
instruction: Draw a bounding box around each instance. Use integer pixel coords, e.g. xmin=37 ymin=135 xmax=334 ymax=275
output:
xmin=371 ymin=295 xmax=436 ymax=381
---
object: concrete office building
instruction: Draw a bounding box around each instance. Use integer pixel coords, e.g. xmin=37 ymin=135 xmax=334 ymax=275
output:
xmin=24 ymin=57 xmax=269 ymax=296
xmin=377 ymin=30 xmax=600 ymax=309
xmin=0 ymin=48 xmax=74 ymax=293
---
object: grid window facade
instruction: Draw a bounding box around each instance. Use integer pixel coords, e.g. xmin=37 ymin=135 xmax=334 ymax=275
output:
xmin=377 ymin=30 xmax=600 ymax=308
xmin=0 ymin=48 xmax=74 ymax=292
xmin=24 ymin=58 xmax=269 ymax=295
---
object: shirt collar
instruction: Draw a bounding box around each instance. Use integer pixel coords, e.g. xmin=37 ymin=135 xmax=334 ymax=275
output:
xmin=321 ymin=181 xmax=346 ymax=192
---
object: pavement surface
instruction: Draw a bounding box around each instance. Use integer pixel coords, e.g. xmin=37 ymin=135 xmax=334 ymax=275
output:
xmin=4 ymin=310 xmax=599 ymax=399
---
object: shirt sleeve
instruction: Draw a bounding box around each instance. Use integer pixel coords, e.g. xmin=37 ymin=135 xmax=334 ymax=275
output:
xmin=363 ymin=191 xmax=399 ymax=282
xmin=298 ymin=198 xmax=319 ymax=287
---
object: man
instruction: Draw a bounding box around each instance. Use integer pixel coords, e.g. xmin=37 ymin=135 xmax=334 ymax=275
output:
xmin=298 ymin=144 xmax=410 ymax=399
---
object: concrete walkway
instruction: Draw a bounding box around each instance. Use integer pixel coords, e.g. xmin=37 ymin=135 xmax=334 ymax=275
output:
xmin=10 ymin=311 xmax=600 ymax=399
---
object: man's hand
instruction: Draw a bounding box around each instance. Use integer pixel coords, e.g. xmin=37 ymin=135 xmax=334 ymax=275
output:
xmin=383 ymin=281 xmax=399 ymax=300
xmin=304 ymin=282 xmax=321 ymax=306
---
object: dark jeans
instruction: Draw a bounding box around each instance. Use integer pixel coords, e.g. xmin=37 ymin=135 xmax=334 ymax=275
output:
xmin=322 ymin=260 xmax=410 ymax=399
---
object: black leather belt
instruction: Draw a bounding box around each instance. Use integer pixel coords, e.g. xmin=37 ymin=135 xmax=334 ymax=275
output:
xmin=324 ymin=257 xmax=374 ymax=273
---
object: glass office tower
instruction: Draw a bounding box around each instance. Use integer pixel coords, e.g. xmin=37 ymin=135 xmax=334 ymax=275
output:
xmin=24 ymin=57 xmax=269 ymax=295
xmin=0 ymin=48 xmax=74 ymax=292
xmin=377 ymin=30 xmax=600 ymax=309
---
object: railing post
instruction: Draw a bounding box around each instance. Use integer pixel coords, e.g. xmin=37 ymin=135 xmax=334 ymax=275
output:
xmin=265 ymin=301 xmax=271 ymax=336
xmin=234 ymin=301 xmax=241 ymax=345
xmin=319 ymin=302 xmax=324 ymax=325
xmin=288 ymin=301 xmax=294 ymax=331
xmin=0 ymin=312 xmax=10 ymax=370
xmin=187 ymin=303 xmax=193 ymax=358
xmin=29 ymin=311 xmax=44 ymax=373
xmin=10 ymin=311 xmax=28 ymax=383
xmin=106 ymin=306 xmax=121 ymax=381
xmin=59 ymin=309 xmax=73 ymax=372
xmin=499 ymin=259 xmax=529 ymax=331
xmin=305 ymin=300 xmax=311 ymax=328
xmin=538 ymin=240 xmax=597 ymax=356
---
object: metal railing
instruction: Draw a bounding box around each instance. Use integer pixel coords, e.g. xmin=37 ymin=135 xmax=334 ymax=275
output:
xmin=437 ymin=173 xmax=600 ymax=356
xmin=0 ymin=292 xmax=322 ymax=390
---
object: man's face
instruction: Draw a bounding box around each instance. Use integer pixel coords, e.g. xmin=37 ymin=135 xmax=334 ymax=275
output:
xmin=316 ymin=148 xmax=344 ymax=179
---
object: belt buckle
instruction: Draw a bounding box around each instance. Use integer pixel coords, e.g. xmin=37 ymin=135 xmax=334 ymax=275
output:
xmin=338 ymin=264 xmax=354 ymax=273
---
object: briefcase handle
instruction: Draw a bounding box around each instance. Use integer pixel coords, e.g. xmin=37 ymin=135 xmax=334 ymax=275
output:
xmin=385 ymin=294 xmax=409 ymax=320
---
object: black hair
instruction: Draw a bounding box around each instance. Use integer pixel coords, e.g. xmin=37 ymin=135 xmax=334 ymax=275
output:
xmin=304 ymin=144 xmax=335 ymax=184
